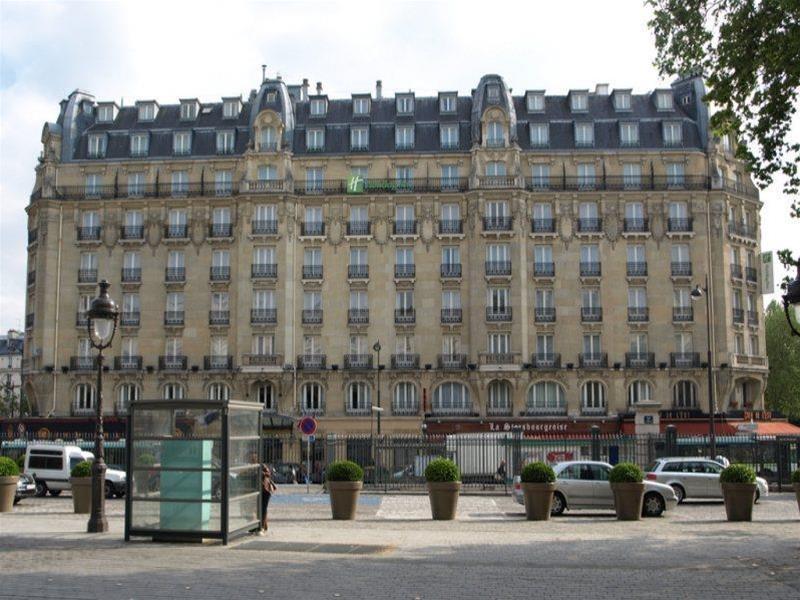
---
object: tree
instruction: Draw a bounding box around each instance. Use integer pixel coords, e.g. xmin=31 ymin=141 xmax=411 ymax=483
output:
xmin=763 ymin=301 xmax=800 ymax=418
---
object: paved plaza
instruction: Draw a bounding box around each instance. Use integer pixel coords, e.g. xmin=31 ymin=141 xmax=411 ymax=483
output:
xmin=1 ymin=491 xmax=799 ymax=599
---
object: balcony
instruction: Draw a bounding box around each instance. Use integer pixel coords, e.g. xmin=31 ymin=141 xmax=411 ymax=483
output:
xmin=394 ymin=264 xmax=416 ymax=279
xmin=581 ymin=406 xmax=608 ymax=416
xmin=438 ymin=220 xmax=463 ymax=235
xmin=747 ymin=310 xmax=758 ymax=325
xmin=438 ymin=353 xmax=467 ymax=370
xmin=120 ymin=225 xmax=144 ymax=240
xmin=485 ymin=260 xmax=511 ymax=277
xmin=393 ymin=220 xmax=417 ymax=236
xmin=579 ymin=353 xmax=608 ymax=368
xmin=297 ymin=354 xmax=326 ymax=370
xmin=667 ymin=218 xmax=693 ymax=233
xmin=302 ymin=309 xmax=323 ymax=325
xmin=165 ymin=267 xmax=185 ymax=282
xmin=483 ymin=216 xmax=513 ymax=232
xmin=251 ymin=264 xmax=277 ymax=279
xmin=78 ymin=269 xmax=98 ymax=283
xmin=164 ymin=310 xmax=185 ymax=326
xmin=440 ymin=263 xmax=462 ymax=278
xmin=479 ymin=352 xmax=520 ymax=366
xmin=158 ymin=354 xmax=188 ymax=371
xmin=626 ymin=262 xmax=648 ymax=277
xmin=391 ymin=353 xmax=420 ymax=369
xmin=731 ymin=264 xmax=743 ymax=279
xmin=623 ymin=218 xmax=649 ymax=233
xmin=486 ymin=307 xmax=512 ymax=322
xmin=251 ymin=219 xmax=278 ymax=235
xmin=241 ymin=354 xmax=283 ymax=367
xmin=441 ymin=308 xmax=462 ymax=324
xmin=71 ymin=405 xmax=96 ymax=417
xmin=165 ymin=224 xmax=189 ymax=239
xmin=346 ymin=221 xmax=370 ymax=236
xmin=301 ymin=222 xmax=325 ymax=237
xmin=625 ymin=352 xmax=655 ymax=368
xmin=393 ymin=400 xmax=420 ymax=416
xmin=77 ymin=226 xmax=102 ymax=241
xmin=672 ymin=306 xmax=694 ymax=322
xmin=670 ymin=352 xmax=700 ymax=368
xmin=70 ymin=356 xmax=97 ymax=371
xmin=581 ymin=307 xmax=603 ymax=322
xmin=531 ymin=353 xmax=561 ymax=369
xmin=671 ymin=262 xmax=692 ymax=277
xmin=114 ymin=356 xmax=142 ymax=371
xmin=209 ymin=310 xmax=230 ymax=325
xmin=533 ymin=262 xmax=555 ymax=277
xmin=348 ymin=308 xmax=369 ymax=325
xmin=251 ymin=308 xmax=277 ymax=324
xmin=209 ymin=223 xmax=233 ymax=238
xmin=120 ymin=311 xmax=140 ymax=327
xmin=394 ymin=308 xmax=416 ymax=324
xmin=728 ymin=221 xmax=756 ymax=239
xmin=627 ymin=307 xmax=649 ymax=322
xmin=344 ymin=354 xmax=373 ymax=370
xmin=732 ymin=308 xmax=744 ymax=324
xmin=579 ymin=261 xmax=601 ymax=277
xmin=204 ymin=355 xmax=233 ymax=370
xmin=121 ymin=268 xmax=141 ymax=283
xmin=745 ymin=267 xmax=758 ymax=283
xmin=348 ymin=265 xmax=369 ymax=280
xmin=531 ymin=218 xmax=556 ymax=234
xmin=577 ymin=218 xmax=602 ymax=233
xmin=210 ymin=266 xmax=231 ymax=281
xmin=478 ymin=175 xmax=517 ymax=189
xmin=76 ymin=312 xmax=88 ymax=327
xmin=534 ymin=307 xmax=556 ymax=323
xmin=302 ymin=265 xmax=323 ymax=280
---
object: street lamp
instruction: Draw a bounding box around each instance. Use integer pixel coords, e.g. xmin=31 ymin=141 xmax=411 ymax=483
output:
xmin=372 ymin=341 xmax=382 ymax=435
xmin=782 ymin=262 xmax=800 ymax=336
xmin=85 ymin=280 xmax=119 ymax=533
xmin=690 ymin=276 xmax=716 ymax=459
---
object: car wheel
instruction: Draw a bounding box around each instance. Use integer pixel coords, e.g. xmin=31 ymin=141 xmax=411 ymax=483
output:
xmin=13 ymin=497 xmax=20 ymax=505
xmin=35 ymin=480 xmax=48 ymax=497
xmin=642 ymin=492 xmax=665 ymax=517
xmin=670 ymin=484 xmax=685 ymax=504
xmin=49 ymin=489 xmax=62 ymax=497
xmin=115 ymin=491 xmax=125 ymax=499
xmin=550 ymin=492 xmax=566 ymax=516
xmin=104 ymin=481 xmax=113 ymax=499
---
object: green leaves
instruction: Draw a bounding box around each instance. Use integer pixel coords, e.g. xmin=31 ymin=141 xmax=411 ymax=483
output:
xmin=424 ymin=458 xmax=460 ymax=483
xmin=764 ymin=300 xmax=800 ymax=418
xmin=608 ymin=463 xmax=644 ymax=484
xmin=720 ymin=464 xmax=757 ymax=484
xmin=0 ymin=456 xmax=20 ymax=477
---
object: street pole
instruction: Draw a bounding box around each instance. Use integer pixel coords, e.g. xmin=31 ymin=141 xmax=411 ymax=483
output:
xmin=704 ymin=274 xmax=717 ymax=460
xmin=373 ymin=341 xmax=382 ymax=436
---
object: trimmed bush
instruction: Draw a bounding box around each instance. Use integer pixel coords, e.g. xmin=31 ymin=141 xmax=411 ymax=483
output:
xmin=0 ymin=456 xmax=20 ymax=477
xmin=138 ymin=453 xmax=156 ymax=467
xmin=792 ymin=469 xmax=800 ymax=484
xmin=520 ymin=461 xmax=556 ymax=484
xmin=608 ymin=462 xmax=643 ymax=484
xmin=424 ymin=458 xmax=460 ymax=483
xmin=326 ymin=460 xmax=364 ymax=482
xmin=70 ymin=460 xmax=93 ymax=478
xmin=720 ymin=463 xmax=756 ymax=484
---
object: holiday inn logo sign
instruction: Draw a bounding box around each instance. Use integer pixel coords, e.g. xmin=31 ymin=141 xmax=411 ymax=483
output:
xmin=346 ymin=175 xmax=414 ymax=195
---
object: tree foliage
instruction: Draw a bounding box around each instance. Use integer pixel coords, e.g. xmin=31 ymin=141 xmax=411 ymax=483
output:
xmin=764 ymin=301 xmax=800 ymax=419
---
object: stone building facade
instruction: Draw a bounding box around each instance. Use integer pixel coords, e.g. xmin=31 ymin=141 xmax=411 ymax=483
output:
xmin=22 ymin=73 xmax=766 ymax=433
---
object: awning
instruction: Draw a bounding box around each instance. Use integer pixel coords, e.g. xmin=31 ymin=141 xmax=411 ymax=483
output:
xmin=750 ymin=422 xmax=800 ymax=436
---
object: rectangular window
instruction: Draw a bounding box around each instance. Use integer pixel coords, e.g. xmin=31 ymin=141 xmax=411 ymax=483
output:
xmin=306 ymin=128 xmax=324 ymax=150
xmin=223 ymin=100 xmax=240 ymax=119
xmin=212 ymin=207 xmax=231 ymax=225
xmin=570 ymin=92 xmax=588 ymax=112
xmin=310 ymin=98 xmax=327 ymax=116
xmin=137 ymin=103 xmax=155 ymax=121
xmin=575 ymin=123 xmax=594 ymax=146
xmin=214 ymin=170 xmax=232 ymax=195
xmin=663 ymin=122 xmax=683 ymax=146
xmin=168 ymin=250 xmax=185 ymax=269
xmin=258 ymin=165 xmax=277 ymax=182
xmin=173 ymin=131 xmax=192 ymax=155
xmin=614 ymin=91 xmax=631 ymax=111
xmin=486 ymin=85 xmax=501 ymax=103
xmin=623 ymin=163 xmax=642 ymax=188
xmin=442 ymin=245 xmax=460 ymax=265
xmin=529 ymin=123 xmax=549 ymax=147
xmin=441 ymin=165 xmax=459 ymax=188
xmin=253 ymin=289 xmax=275 ymax=310
xmin=396 ymin=95 xmax=414 ymax=114
xmin=170 ymin=171 xmax=188 ymax=195
xmin=583 ymin=333 xmax=601 ymax=355
xmin=666 ymin=163 xmax=685 ymax=187
xmin=440 ymin=124 xmax=459 ymax=148
xmin=577 ymin=163 xmax=596 ymax=188
xmin=305 ymin=168 xmax=323 ymax=193
xmin=88 ymin=134 xmax=106 ymax=158
xmin=620 ymin=122 xmax=639 ymax=146
xmin=130 ymin=134 xmax=149 ymax=157
xmin=530 ymin=165 xmax=550 ymax=189
xmin=439 ymin=94 xmax=457 ymax=113
xmin=395 ymin=125 xmax=414 ymax=150
xmin=97 ymin=105 xmax=115 ymax=123
xmin=526 ymin=92 xmax=545 ymax=112
xmin=127 ymin=173 xmax=145 ymax=196
xmin=180 ymin=101 xmax=197 ymax=120
xmin=488 ymin=333 xmax=510 ymax=354
xmin=353 ymin=97 xmax=370 ymax=115
xmin=350 ymin=126 xmax=369 ymax=150
xmin=350 ymin=247 xmax=367 ymax=266
xmin=252 ymin=334 xmax=274 ymax=356
xmin=486 ymin=161 xmax=506 ymax=177
xmin=85 ymin=174 xmax=101 ymax=195
xmin=656 ymin=91 xmax=673 ymax=111
xmin=627 ymin=243 xmax=645 ymax=263
xmin=216 ymin=130 xmax=235 ymax=154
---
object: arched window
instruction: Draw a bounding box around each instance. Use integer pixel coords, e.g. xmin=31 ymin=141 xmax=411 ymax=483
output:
xmin=256 ymin=383 xmax=274 ymax=412
xmin=260 ymin=126 xmax=277 ymax=151
xmin=393 ymin=382 xmax=418 ymax=415
xmin=117 ymin=383 xmax=139 ymax=414
xmin=74 ymin=383 xmax=95 ymax=413
xmin=302 ymin=383 xmax=324 ymax=414
xmin=486 ymin=121 xmax=504 ymax=146
xmin=207 ymin=382 xmax=230 ymax=401
xmin=432 ymin=382 xmax=470 ymax=415
xmin=526 ymin=381 xmax=566 ymax=414
xmin=346 ymin=382 xmax=371 ymax=415
xmin=673 ymin=380 xmax=697 ymax=408
xmin=628 ymin=380 xmax=652 ymax=405
xmin=487 ymin=380 xmax=512 ymax=415
xmin=581 ymin=381 xmax=605 ymax=413
xmin=163 ymin=382 xmax=184 ymax=400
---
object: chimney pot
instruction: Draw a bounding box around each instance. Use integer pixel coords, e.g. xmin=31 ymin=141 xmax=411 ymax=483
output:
xmin=376 ymin=80 xmax=383 ymax=99
xmin=595 ymin=83 xmax=609 ymax=96
xmin=316 ymin=81 xmax=322 ymax=94
xmin=301 ymin=79 xmax=309 ymax=101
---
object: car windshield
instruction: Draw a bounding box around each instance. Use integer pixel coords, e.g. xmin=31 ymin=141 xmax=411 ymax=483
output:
xmin=69 ymin=456 xmax=86 ymax=471
xmin=645 ymin=461 xmax=659 ymax=472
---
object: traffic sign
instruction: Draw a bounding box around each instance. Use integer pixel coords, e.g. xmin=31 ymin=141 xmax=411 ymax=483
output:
xmin=298 ymin=416 xmax=317 ymax=436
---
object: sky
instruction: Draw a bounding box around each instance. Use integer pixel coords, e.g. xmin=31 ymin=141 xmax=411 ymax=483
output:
xmin=0 ymin=0 xmax=797 ymax=333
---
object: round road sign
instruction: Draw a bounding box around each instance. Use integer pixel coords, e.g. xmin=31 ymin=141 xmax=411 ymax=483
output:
xmin=298 ymin=416 xmax=317 ymax=436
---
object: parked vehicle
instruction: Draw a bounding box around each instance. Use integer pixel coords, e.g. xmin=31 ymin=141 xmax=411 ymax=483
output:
xmin=14 ymin=473 xmax=36 ymax=505
xmin=646 ymin=457 xmax=768 ymax=503
xmin=270 ymin=462 xmax=300 ymax=484
xmin=24 ymin=444 xmax=126 ymax=498
xmin=512 ymin=461 xmax=678 ymax=517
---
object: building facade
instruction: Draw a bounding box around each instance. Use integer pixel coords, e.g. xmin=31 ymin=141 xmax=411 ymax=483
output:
xmin=22 ymin=73 xmax=767 ymax=434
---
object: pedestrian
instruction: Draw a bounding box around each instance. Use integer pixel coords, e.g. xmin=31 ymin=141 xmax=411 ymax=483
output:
xmin=260 ymin=464 xmax=277 ymax=534
xmin=495 ymin=459 xmax=507 ymax=484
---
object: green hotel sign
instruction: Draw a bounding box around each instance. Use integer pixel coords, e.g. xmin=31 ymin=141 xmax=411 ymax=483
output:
xmin=346 ymin=176 xmax=415 ymax=195
xmin=346 ymin=175 xmax=366 ymax=194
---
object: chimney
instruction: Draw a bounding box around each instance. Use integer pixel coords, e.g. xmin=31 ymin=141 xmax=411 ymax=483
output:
xmin=376 ymin=80 xmax=382 ymax=99
xmin=261 ymin=64 xmax=267 ymax=83
xmin=302 ymin=78 xmax=309 ymax=101
xmin=316 ymin=81 xmax=322 ymax=95
xmin=595 ymin=83 xmax=609 ymax=96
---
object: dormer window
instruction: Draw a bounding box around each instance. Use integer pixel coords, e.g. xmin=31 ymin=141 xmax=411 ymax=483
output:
xmin=440 ymin=124 xmax=459 ymax=149
xmin=656 ymin=91 xmax=673 ymax=111
xmin=570 ymin=92 xmax=588 ymax=112
xmin=486 ymin=84 xmax=501 ymax=103
xmin=439 ymin=93 xmax=457 ymax=114
xmin=130 ymin=133 xmax=149 ymax=157
xmin=350 ymin=126 xmax=369 ymax=151
xmin=307 ymin=128 xmax=325 ymax=151
xmin=180 ymin=100 xmax=198 ymax=120
xmin=620 ymin=122 xmax=639 ymax=146
xmin=663 ymin=121 xmax=683 ymax=146
xmin=173 ymin=131 xmax=192 ymax=155
xmin=216 ymin=130 xmax=235 ymax=154
xmin=222 ymin=99 xmax=241 ymax=119
xmin=137 ymin=102 xmax=156 ymax=122
xmin=613 ymin=91 xmax=632 ymax=111
xmin=353 ymin=97 xmax=371 ymax=116
xmin=395 ymin=125 xmax=414 ymax=150
xmin=575 ymin=123 xmax=594 ymax=147
xmin=97 ymin=104 xmax=117 ymax=123
xmin=88 ymin=134 xmax=107 ymax=159
xmin=486 ymin=121 xmax=504 ymax=147
xmin=529 ymin=123 xmax=549 ymax=148
xmin=310 ymin=98 xmax=327 ymax=116
xmin=265 ymin=92 xmax=277 ymax=103
xmin=396 ymin=94 xmax=414 ymax=115
xmin=260 ymin=126 xmax=278 ymax=151
xmin=526 ymin=92 xmax=545 ymax=112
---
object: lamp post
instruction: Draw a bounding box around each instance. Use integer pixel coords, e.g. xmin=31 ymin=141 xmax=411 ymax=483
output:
xmin=782 ymin=262 xmax=800 ymax=336
xmin=372 ymin=341 xmax=382 ymax=435
xmin=86 ymin=280 xmax=119 ymax=533
xmin=691 ymin=276 xmax=716 ymax=459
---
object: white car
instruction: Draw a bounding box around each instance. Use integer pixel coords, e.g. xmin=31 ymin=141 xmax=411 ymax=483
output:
xmin=24 ymin=444 xmax=127 ymax=498
xmin=646 ymin=457 xmax=768 ymax=503
xmin=512 ymin=461 xmax=678 ymax=517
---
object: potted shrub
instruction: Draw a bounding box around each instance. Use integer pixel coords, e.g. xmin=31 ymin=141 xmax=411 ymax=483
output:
xmin=520 ymin=461 xmax=557 ymax=521
xmin=793 ymin=469 xmax=800 ymax=513
xmin=425 ymin=458 xmax=461 ymax=520
xmin=325 ymin=460 xmax=363 ymax=520
xmin=720 ymin=463 xmax=757 ymax=521
xmin=0 ymin=456 xmax=20 ymax=513
xmin=609 ymin=463 xmax=645 ymax=521
xmin=70 ymin=460 xmax=93 ymax=514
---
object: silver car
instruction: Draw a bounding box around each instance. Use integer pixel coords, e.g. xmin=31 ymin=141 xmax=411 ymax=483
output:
xmin=512 ymin=461 xmax=678 ymax=517
xmin=646 ymin=457 xmax=768 ymax=503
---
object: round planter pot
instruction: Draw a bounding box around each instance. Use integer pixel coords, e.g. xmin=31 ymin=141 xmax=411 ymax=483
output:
xmin=521 ymin=482 xmax=556 ymax=521
xmin=611 ymin=482 xmax=645 ymax=521
xmin=70 ymin=477 xmax=93 ymax=514
xmin=794 ymin=483 xmax=800 ymax=515
xmin=0 ymin=475 xmax=19 ymax=513
xmin=427 ymin=481 xmax=461 ymax=520
xmin=722 ymin=482 xmax=756 ymax=522
xmin=327 ymin=480 xmax=363 ymax=520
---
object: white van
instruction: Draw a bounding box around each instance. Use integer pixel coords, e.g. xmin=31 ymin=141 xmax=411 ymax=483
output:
xmin=24 ymin=444 xmax=126 ymax=498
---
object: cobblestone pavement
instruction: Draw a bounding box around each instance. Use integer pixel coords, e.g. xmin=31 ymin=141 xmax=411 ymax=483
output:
xmin=1 ymin=492 xmax=799 ymax=599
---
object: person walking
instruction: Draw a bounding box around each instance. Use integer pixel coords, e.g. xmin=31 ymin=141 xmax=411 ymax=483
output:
xmin=260 ymin=464 xmax=277 ymax=534
xmin=495 ymin=459 xmax=507 ymax=485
